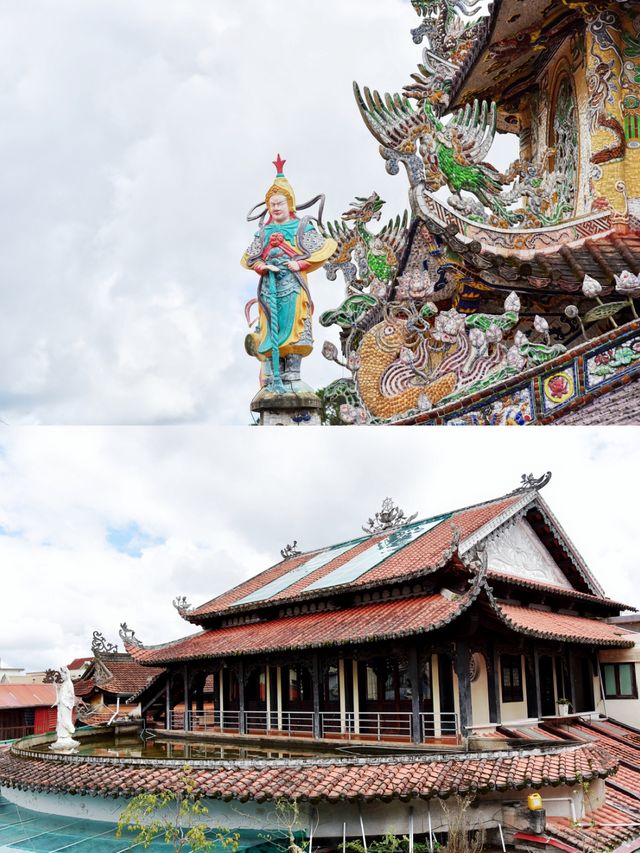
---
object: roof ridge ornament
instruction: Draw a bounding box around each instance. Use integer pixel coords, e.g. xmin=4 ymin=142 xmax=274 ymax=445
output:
xmin=90 ymin=631 xmax=118 ymax=656
xmin=281 ymin=541 xmax=301 ymax=559
xmin=363 ymin=497 xmax=418 ymax=534
xmin=119 ymin=623 xmax=141 ymax=648
xmin=512 ymin=472 xmax=553 ymax=494
xmin=172 ymin=596 xmax=192 ymax=616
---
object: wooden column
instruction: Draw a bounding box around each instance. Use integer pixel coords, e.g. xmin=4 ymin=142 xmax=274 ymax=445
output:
xmin=408 ymin=646 xmax=421 ymax=744
xmin=183 ymin=664 xmax=190 ymax=731
xmin=338 ymin=659 xmax=347 ymax=733
xmin=487 ymin=645 xmax=500 ymax=725
xmin=277 ymin=666 xmax=283 ymax=730
xmin=567 ymin=648 xmax=577 ymax=711
xmin=456 ymin=641 xmax=472 ymax=736
xmin=533 ymin=648 xmax=542 ymax=720
xmin=238 ymin=661 xmax=246 ymax=734
xmin=165 ymin=671 xmax=172 ymax=730
xmin=312 ymin=653 xmax=321 ymax=739
xmin=432 ymin=654 xmax=441 ymax=738
xmin=218 ymin=669 xmax=225 ymax=730
xmin=352 ymin=660 xmax=360 ymax=735
xmin=266 ymin=665 xmax=272 ymax=731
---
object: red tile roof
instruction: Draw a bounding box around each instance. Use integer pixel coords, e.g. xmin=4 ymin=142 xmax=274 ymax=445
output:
xmin=75 ymin=655 xmax=164 ymax=699
xmin=0 ymin=742 xmax=616 ymax=803
xmin=188 ymin=494 xmax=527 ymax=620
xmin=67 ymin=657 xmax=92 ymax=671
xmin=129 ymin=594 xmax=470 ymax=664
xmin=493 ymin=601 xmax=634 ymax=647
xmin=486 ymin=571 xmax=634 ymax=612
xmin=0 ymin=685 xmax=56 ymax=710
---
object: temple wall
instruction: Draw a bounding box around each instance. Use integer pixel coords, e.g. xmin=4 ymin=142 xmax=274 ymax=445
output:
xmin=597 ymin=644 xmax=640 ymax=727
xmin=1 ymin=779 xmax=606 ymax=839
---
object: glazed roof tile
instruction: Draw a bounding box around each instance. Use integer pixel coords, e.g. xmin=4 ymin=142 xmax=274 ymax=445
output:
xmin=128 ymin=594 xmax=468 ymax=664
xmin=188 ymin=493 xmax=527 ymax=620
xmin=0 ymin=742 xmax=616 ymax=803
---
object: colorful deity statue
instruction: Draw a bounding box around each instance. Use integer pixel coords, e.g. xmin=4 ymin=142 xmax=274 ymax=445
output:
xmin=242 ymin=156 xmax=336 ymax=400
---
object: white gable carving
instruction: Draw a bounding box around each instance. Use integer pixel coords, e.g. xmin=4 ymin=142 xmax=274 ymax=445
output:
xmin=486 ymin=518 xmax=573 ymax=589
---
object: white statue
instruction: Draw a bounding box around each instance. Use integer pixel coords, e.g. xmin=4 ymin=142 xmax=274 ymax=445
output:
xmin=50 ymin=666 xmax=80 ymax=752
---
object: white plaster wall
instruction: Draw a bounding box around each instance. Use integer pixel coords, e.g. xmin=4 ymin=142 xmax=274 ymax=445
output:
xmin=470 ymin=655 xmax=490 ymax=727
xmin=2 ymin=780 xmax=604 ymax=838
xmin=499 ymin=654 xmax=529 ymax=722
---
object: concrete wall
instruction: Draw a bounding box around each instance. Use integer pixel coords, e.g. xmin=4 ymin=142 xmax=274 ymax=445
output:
xmin=597 ymin=645 xmax=640 ymax=727
xmin=470 ymin=653 xmax=490 ymax=727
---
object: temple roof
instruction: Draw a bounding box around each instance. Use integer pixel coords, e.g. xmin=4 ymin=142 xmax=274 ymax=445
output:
xmin=448 ymin=0 xmax=583 ymax=109
xmin=186 ymin=485 xmax=606 ymax=623
xmin=0 ymin=741 xmax=617 ymax=804
xmin=127 ymin=582 xmax=632 ymax=666
xmin=75 ymin=654 xmax=164 ymax=700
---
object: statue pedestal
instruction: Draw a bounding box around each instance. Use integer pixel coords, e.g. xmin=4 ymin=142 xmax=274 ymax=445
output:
xmin=251 ymin=383 xmax=322 ymax=426
xmin=50 ymin=737 xmax=80 ymax=753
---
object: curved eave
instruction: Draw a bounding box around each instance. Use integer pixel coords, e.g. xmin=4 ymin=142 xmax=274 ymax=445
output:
xmin=0 ymin=742 xmax=617 ymax=804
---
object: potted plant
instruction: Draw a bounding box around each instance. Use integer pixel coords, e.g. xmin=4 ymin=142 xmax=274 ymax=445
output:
xmin=557 ymin=698 xmax=571 ymax=717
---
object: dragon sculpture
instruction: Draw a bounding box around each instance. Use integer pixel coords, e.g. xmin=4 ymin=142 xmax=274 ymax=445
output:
xmin=322 ymin=193 xmax=409 ymax=299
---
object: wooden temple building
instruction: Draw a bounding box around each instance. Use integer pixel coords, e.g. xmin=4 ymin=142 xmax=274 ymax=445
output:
xmin=319 ymin=0 xmax=640 ymax=424
xmin=4 ymin=476 xmax=640 ymax=850
xmin=123 ymin=475 xmax=636 ymax=748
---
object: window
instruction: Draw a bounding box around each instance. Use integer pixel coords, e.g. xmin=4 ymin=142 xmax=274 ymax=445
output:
xmin=366 ymin=664 xmax=379 ymax=701
xmin=601 ymin=663 xmax=637 ymax=699
xmin=501 ymin=654 xmax=524 ymax=703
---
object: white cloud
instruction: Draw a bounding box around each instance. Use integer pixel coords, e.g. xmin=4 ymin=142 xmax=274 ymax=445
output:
xmin=0 ymin=0 xmax=434 ymax=424
xmin=0 ymin=427 xmax=637 ymax=670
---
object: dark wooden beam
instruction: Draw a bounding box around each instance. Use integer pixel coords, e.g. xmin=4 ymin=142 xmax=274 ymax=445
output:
xmin=408 ymin=645 xmax=422 ymax=744
xmin=238 ymin=660 xmax=246 ymax=735
xmin=456 ymin=640 xmax=472 ymax=736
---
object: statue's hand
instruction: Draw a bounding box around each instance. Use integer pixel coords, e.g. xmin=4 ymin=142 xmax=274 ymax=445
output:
xmin=287 ymin=260 xmax=301 ymax=272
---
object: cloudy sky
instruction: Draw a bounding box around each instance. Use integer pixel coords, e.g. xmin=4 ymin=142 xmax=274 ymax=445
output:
xmin=0 ymin=0 xmax=514 ymax=426
xmin=0 ymin=427 xmax=636 ymax=671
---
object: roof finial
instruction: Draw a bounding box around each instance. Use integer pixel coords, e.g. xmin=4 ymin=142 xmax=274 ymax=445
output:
xmin=281 ymin=541 xmax=301 ymax=559
xmin=173 ymin=596 xmax=192 ymax=616
xmin=363 ymin=498 xmax=418 ymax=534
xmin=119 ymin=622 xmax=141 ymax=647
xmin=90 ymin=631 xmax=118 ymax=656
xmin=512 ymin=472 xmax=552 ymax=494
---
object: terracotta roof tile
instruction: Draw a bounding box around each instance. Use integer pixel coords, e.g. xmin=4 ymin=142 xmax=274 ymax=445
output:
xmin=129 ymin=594 xmax=468 ymax=664
xmin=486 ymin=571 xmax=634 ymax=611
xmin=0 ymin=742 xmax=616 ymax=803
xmin=494 ymin=601 xmax=634 ymax=647
xmin=189 ymin=495 xmax=525 ymax=620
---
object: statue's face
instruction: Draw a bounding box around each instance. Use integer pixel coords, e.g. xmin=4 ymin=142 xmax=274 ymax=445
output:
xmin=268 ymin=193 xmax=291 ymax=224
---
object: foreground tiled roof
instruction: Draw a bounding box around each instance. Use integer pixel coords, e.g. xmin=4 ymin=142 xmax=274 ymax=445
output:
xmin=493 ymin=601 xmax=634 ymax=647
xmin=188 ymin=493 xmax=528 ymax=620
xmin=129 ymin=594 xmax=469 ymax=664
xmin=0 ymin=742 xmax=616 ymax=803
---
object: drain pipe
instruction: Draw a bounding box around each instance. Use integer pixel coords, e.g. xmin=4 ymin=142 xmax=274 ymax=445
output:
xmin=427 ymin=804 xmax=434 ymax=853
xmin=108 ymin=697 xmax=121 ymax=727
xmin=342 ymin=822 xmax=346 ymax=853
xmin=358 ymin=806 xmax=368 ymax=853
xmin=408 ymin=807 xmax=414 ymax=853
xmin=497 ymin=823 xmax=506 ymax=853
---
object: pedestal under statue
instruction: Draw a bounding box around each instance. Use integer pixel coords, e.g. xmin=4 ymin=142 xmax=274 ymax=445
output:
xmin=49 ymin=666 xmax=79 ymax=752
xmin=242 ymin=155 xmax=336 ymax=425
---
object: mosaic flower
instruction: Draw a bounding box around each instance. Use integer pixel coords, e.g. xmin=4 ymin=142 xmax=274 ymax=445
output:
xmin=322 ymin=341 xmax=339 ymax=362
xmin=504 ymin=292 xmax=521 ymax=313
xmin=433 ymin=308 xmax=466 ymax=342
xmin=564 ymin=305 xmax=579 ymax=319
xmin=548 ymin=374 xmax=569 ymax=398
xmin=614 ymin=270 xmax=640 ymax=297
xmin=514 ymin=330 xmax=528 ymax=348
xmin=533 ymin=315 xmax=549 ymax=335
xmin=506 ymin=345 xmax=526 ymax=370
xmin=582 ymin=274 xmax=603 ymax=298
xmin=347 ymin=353 xmax=361 ymax=372
xmin=485 ymin=324 xmax=503 ymax=344
xmin=339 ymin=404 xmax=357 ymax=424
xmin=469 ymin=328 xmax=485 ymax=349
